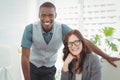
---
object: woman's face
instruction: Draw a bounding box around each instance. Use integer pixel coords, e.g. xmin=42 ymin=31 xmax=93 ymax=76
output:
xmin=67 ymin=34 xmax=82 ymax=56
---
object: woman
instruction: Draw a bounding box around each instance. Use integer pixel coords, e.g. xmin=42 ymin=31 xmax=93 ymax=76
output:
xmin=61 ymin=29 xmax=101 ymax=80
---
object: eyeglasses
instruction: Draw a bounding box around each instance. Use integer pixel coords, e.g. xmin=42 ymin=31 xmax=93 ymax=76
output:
xmin=67 ymin=40 xmax=82 ymax=48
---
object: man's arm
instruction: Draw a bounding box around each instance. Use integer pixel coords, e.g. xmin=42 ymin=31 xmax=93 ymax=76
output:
xmin=21 ymin=47 xmax=30 ymax=80
xmin=85 ymin=39 xmax=120 ymax=67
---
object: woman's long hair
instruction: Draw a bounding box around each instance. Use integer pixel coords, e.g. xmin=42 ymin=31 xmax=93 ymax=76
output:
xmin=63 ymin=29 xmax=92 ymax=75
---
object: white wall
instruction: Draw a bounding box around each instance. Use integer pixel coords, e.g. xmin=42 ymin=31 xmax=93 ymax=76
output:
xmin=0 ymin=0 xmax=37 ymax=80
xmin=0 ymin=0 xmax=37 ymax=46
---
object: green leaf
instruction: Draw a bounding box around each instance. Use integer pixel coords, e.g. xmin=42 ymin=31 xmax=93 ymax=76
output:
xmin=90 ymin=26 xmax=119 ymax=53
xmin=90 ymin=34 xmax=100 ymax=44
xmin=109 ymin=42 xmax=118 ymax=52
xmin=102 ymin=27 xmax=115 ymax=37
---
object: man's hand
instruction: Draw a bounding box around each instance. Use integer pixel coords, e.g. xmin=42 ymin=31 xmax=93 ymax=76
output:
xmin=106 ymin=56 xmax=120 ymax=67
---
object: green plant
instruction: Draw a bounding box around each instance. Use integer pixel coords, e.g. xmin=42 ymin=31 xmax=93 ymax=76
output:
xmin=90 ymin=27 xmax=120 ymax=53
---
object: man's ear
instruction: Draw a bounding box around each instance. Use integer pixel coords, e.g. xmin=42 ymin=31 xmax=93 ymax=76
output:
xmin=38 ymin=12 xmax=40 ymax=18
xmin=55 ymin=13 xmax=57 ymax=18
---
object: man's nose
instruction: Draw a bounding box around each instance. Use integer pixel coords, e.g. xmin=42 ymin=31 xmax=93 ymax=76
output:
xmin=45 ymin=16 xmax=50 ymax=21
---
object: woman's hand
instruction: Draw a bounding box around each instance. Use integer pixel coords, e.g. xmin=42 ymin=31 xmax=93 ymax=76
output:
xmin=63 ymin=53 xmax=75 ymax=71
xmin=64 ymin=53 xmax=75 ymax=65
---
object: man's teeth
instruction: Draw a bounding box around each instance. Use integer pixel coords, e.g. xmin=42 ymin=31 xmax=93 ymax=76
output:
xmin=44 ymin=23 xmax=50 ymax=25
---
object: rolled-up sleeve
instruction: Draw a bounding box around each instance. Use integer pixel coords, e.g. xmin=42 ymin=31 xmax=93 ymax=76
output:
xmin=21 ymin=24 xmax=33 ymax=48
xmin=62 ymin=24 xmax=72 ymax=41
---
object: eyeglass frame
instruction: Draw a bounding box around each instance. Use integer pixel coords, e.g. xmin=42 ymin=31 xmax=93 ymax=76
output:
xmin=67 ymin=40 xmax=82 ymax=48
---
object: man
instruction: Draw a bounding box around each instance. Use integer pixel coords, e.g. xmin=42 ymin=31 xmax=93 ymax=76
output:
xmin=21 ymin=2 xmax=120 ymax=80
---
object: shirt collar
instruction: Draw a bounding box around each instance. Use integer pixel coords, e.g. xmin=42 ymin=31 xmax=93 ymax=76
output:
xmin=41 ymin=25 xmax=54 ymax=35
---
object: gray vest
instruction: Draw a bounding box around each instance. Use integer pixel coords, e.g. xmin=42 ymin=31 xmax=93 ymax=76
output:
xmin=30 ymin=21 xmax=62 ymax=67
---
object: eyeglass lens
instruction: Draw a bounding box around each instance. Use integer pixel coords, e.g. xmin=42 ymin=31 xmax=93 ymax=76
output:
xmin=68 ymin=40 xmax=81 ymax=47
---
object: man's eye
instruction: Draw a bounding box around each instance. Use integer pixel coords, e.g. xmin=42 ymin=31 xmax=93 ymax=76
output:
xmin=41 ymin=15 xmax=46 ymax=17
xmin=49 ymin=14 xmax=54 ymax=17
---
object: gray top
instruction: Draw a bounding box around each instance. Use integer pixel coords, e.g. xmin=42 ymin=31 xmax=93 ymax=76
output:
xmin=21 ymin=21 xmax=72 ymax=67
xmin=61 ymin=53 xmax=102 ymax=80
xmin=30 ymin=21 xmax=62 ymax=67
xmin=21 ymin=21 xmax=72 ymax=48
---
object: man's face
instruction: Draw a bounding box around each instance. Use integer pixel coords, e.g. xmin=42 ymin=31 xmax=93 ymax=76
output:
xmin=39 ymin=7 xmax=56 ymax=32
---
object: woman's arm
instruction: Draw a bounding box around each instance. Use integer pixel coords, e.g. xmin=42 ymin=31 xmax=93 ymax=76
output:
xmin=61 ymin=54 xmax=75 ymax=80
xmin=85 ymin=39 xmax=120 ymax=67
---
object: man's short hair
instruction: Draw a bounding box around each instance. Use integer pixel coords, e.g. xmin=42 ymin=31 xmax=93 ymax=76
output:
xmin=40 ymin=2 xmax=56 ymax=11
